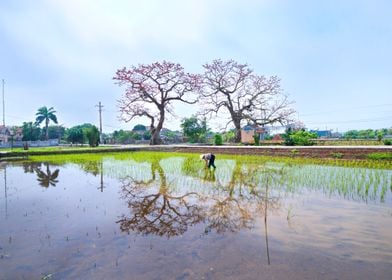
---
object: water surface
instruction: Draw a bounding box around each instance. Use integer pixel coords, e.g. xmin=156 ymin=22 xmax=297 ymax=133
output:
xmin=0 ymin=154 xmax=391 ymax=279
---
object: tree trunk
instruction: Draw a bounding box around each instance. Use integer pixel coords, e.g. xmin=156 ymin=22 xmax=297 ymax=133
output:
xmin=45 ymin=119 xmax=49 ymax=140
xmin=233 ymin=120 xmax=242 ymax=143
xmin=150 ymin=129 xmax=161 ymax=145
xmin=150 ymin=109 xmax=165 ymax=145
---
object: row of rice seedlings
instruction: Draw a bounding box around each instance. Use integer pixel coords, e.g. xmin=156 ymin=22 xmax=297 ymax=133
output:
xmin=26 ymin=152 xmax=391 ymax=203
xmin=27 ymin=150 xmax=392 ymax=171
xmin=277 ymin=164 xmax=392 ymax=203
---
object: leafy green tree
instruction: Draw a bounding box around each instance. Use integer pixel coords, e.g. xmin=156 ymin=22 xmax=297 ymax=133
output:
xmin=214 ymin=134 xmax=223 ymax=145
xmin=143 ymin=131 xmax=151 ymax=140
xmin=358 ymin=129 xmax=374 ymax=139
xmin=283 ymin=128 xmax=317 ymax=146
xmin=112 ymin=130 xmax=135 ymax=144
xmin=222 ymin=130 xmax=236 ymax=143
xmin=35 ymin=106 xmax=58 ymax=140
xmin=377 ymin=130 xmax=384 ymax=141
xmin=22 ymin=122 xmax=41 ymax=141
xmin=181 ymin=115 xmax=209 ymax=143
xmin=282 ymin=127 xmax=295 ymax=145
xmin=344 ymin=130 xmax=359 ymax=139
xmin=86 ymin=125 xmax=100 ymax=147
xmin=345 ymin=129 xmax=379 ymax=140
xmin=132 ymin=124 xmax=147 ymax=132
xmin=291 ymin=130 xmax=317 ymax=145
xmin=47 ymin=125 xmax=65 ymax=140
xmin=67 ymin=123 xmax=97 ymax=144
xmin=66 ymin=126 xmax=84 ymax=144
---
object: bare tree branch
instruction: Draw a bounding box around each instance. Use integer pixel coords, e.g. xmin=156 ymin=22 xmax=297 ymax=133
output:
xmin=199 ymin=59 xmax=296 ymax=142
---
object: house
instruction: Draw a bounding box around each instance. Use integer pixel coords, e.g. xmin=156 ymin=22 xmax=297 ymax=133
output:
xmin=241 ymin=124 xmax=266 ymax=144
xmin=309 ymin=130 xmax=332 ymax=138
xmin=0 ymin=126 xmax=23 ymax=144
xmin=272 ymin=134 xmax=283 ymax=141
xmin=0 ymin=126 xmax=10 ymax=144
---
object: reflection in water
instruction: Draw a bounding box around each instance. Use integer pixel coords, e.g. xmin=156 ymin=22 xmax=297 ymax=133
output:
xmin=35 ymin=163 xmax=60 ymax=188
xmin=1 ymin=155 xmax=391 ymax=279
xmin=3 ymin=166 xmax=7 ymax=218
xmin=22 ymin=162 xmax=60 ymax=188
xmin=116 ymin=156 xmax=283 ymax=255
xmin=22 ymin=162 xmax=41 ymax=174
xmin=98 ymin=160 xmax=105 ymax=192
xmin=202 ymin=168 xmax=216 ymax=182
xmin=117 ymin=159 xmax=204 ymax=237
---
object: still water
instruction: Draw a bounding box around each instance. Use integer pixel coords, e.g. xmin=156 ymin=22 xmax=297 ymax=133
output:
xmin=0 ymin=154 xmax=391 ymax=279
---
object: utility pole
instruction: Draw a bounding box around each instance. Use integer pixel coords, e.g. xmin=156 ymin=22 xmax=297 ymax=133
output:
xmin=95 ymin=101 xmax=104 ymax=143
xmin=2 ymin=79 xmax=5 ymax=126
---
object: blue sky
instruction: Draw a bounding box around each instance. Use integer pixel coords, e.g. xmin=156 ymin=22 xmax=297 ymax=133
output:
xmin=0 ymin=0 xmax=391 ymax=133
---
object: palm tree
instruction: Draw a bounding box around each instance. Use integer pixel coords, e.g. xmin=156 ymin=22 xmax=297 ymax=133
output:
xmin=35 ymin=106 xmax=58 ymax=140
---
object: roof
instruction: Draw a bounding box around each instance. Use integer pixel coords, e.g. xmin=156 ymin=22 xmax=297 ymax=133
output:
xmin=242 ymin=124 xmax=266 ymax=132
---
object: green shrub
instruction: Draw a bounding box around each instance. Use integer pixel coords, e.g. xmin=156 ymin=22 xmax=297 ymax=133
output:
xmin=383 ymin=139 xmax=392 ymax=145
xmin=253 ymin=133 xmax=260 ymax=146
xmin=330 ymin=152 xmax=344 ymax=159
xmin=283 ymin=129 xmax=317 ymax=146
xmin=86 ymin=126 xmax=100 ymax=147
xmin=214 ymin=134 xmax=223 ymax=145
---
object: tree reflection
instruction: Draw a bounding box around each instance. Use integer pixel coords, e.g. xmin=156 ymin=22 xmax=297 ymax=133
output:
xmin=35 ymin=163 xmax=60 ymax=188
xmin=117 ymin=158 xmax=205 ymax=238
xmin=21 ymin=162 xmax=61 ymax=188
xmin=117 ymin=156 xmax=284 ymax=241
xmin=22 ymin=162 xmax=41 ymax=174
xmin=205 ymin=163 xmax=281 ymax=235
xmin=79 ymin=160 xmax=102 ymax=176
xmin=255 ymin=166 xmax=285 ymax=265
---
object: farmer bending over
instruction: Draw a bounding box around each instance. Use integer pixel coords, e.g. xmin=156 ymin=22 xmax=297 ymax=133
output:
xmin=200 ymin=153 xmax=216 ymax=169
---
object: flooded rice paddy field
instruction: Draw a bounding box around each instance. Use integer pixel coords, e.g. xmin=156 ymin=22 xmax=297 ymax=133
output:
xmin=0 ymin=152 xmax=391 ymax=279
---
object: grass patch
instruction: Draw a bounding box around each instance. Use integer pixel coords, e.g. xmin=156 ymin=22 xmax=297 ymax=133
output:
xmin=367 ymin=152 xmax=392 ymax=161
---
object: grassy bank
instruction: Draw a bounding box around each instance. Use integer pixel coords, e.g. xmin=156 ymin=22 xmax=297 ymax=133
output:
xmin=1 ymin=145 xmax=391 ymax=164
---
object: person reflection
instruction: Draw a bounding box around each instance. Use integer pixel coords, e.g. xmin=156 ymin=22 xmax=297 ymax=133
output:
xmin=205 ymin=163 xmax=253 ymax=234
xmin=117 ymin=157 xmax=205 ymax=238
xmin=203 ymin=168 xmax=216 ymax=182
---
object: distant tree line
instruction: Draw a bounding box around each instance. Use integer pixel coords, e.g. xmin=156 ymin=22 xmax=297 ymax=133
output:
xmin=343 ymin=129 xmax=392 ymax=140
xmin=109 ymin=125 xmax=151 ymax=144
xmin=20 ymin=106 xmax=100 ymax=147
